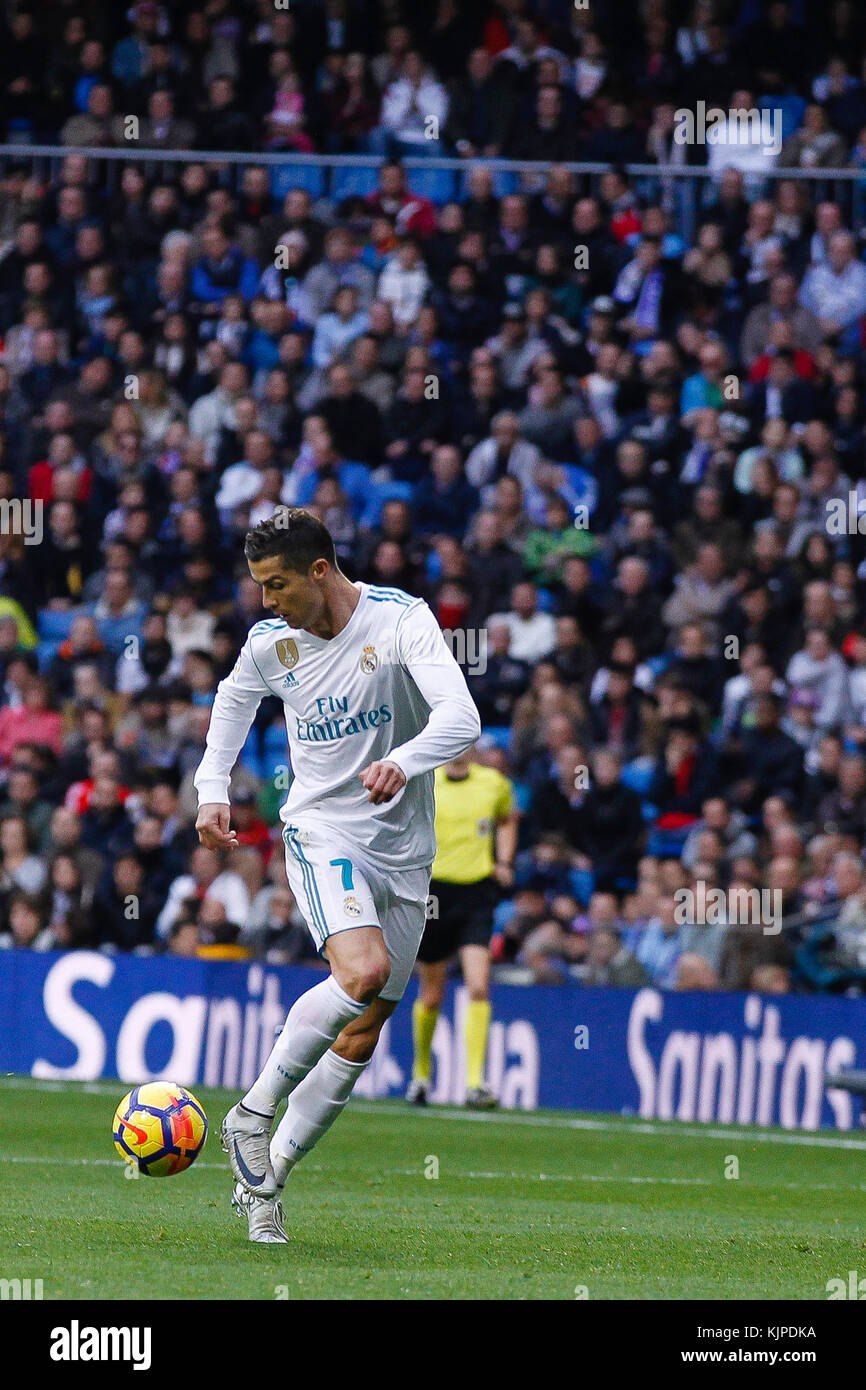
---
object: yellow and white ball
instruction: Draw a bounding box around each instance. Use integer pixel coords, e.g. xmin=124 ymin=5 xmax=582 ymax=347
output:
xmin=113 ymin=1082 xmax=207 ymax=1176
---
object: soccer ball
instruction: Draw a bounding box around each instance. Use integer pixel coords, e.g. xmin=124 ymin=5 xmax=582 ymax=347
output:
xmin=113 ymin=1082 xmax=208 ymax=1177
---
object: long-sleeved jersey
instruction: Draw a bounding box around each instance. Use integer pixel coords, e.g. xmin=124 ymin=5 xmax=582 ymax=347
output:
xmin=194 ymin=583 xmax=482 ymax=870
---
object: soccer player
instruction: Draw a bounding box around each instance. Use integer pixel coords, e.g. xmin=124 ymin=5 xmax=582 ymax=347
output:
xmin=194 ymin=509 xmax=481 ymax=1242
xmin=406 ymin=747 xmax=517 ymax=1109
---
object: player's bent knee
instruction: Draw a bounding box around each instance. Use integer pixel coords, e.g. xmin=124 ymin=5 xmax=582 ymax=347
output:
xmin=339 ymin=960 xmax=391 ymax=1003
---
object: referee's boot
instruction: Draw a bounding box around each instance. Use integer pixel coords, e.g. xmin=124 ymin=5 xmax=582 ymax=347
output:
xmin=465 ymin=1086 xmax=498 ymax=1110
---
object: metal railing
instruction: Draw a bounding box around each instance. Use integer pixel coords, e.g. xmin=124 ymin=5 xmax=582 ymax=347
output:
xmin=2 ymin=145 xmax=865 ymax=245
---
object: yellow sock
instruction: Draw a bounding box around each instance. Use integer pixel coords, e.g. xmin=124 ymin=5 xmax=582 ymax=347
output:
xmin=465 ymin=1000 xmax=492 ymax=1090
xmin=412 ymin=1001 xmax=439 ymax=1082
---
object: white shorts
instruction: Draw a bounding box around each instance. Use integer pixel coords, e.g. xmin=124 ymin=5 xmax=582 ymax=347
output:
xmin=282 ymin=820 xmax=432 ymax=1002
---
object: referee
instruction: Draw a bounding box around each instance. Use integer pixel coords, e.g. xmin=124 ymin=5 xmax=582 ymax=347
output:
xmin=407 ymin=744 xmax=518 ymax=1109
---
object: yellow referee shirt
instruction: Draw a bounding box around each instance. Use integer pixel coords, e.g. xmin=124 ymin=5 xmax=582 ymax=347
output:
xmin=432 ymin=764 xmax=514 ymax=884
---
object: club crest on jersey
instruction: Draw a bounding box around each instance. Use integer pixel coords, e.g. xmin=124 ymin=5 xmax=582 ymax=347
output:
xmin=360 ymin=644 xmax=378 ymax=673
xmin=343 ymin=894 xmax=362 ymax=917
xmin=275 ymin=638 xmax=299 ymax=670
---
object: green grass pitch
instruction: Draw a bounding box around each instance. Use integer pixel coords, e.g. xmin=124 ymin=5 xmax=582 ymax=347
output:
xmin=2 ymin=1077 xmax=866 ymax=1300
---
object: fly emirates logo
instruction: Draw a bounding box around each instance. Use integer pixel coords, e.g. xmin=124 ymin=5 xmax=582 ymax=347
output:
xmin=295 ymin=696 xmax=392 ymax=743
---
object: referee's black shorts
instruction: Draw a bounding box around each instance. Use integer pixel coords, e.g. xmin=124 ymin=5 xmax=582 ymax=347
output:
xmin=416 ymin=875 xmax=500 ymax=964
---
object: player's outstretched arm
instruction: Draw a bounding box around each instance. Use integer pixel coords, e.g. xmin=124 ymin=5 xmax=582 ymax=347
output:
xmin=379 ymin=600 xmax=482 ymax=786
xmin=193 ymin=636 xmax=269 ymax=810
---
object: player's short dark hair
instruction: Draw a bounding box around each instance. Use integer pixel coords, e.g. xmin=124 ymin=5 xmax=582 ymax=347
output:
xmin=244 ymin=509 xmax=337 ymax=575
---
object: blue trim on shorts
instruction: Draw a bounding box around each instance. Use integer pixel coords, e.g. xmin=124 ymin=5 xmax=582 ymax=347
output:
xmin=283 ymin=826 xmax=330 ymax=946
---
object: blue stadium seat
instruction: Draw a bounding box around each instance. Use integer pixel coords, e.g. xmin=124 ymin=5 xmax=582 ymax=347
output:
xmin=405 ymin=168 xmax=456 ymax=203
xmin=560 ymin=465 xmax=599 ymax=516
xmin=258 ymin=749 xmax=292 ymax=785
xmin=621 ymin=757 xmax=655 ymax=796
xmin=569 ymin=867 xmax=594 ymax=905
xmin=36 ymin=641 xmax=63 ymax=672
xmin=512 ymin=780 xmax=533 ymax=814
xmin=763 ymin=95 xmax=806 ymax=146
xmin=95 ymin=617 xmax=143 ymax=656
xmin=331 ymin=167 xmax=379 ymax=202
xmin=270 ymin=164 xmax=326 ymax=201
xmin=37 ymin=610 xmax=79 ymax=642
xmin=646 ymin=653 xmax=673 ymax=679
xmin=358 ymin=479 xmax=414 ymax=529
xmin=237 ymin=746 xmax=264 ymax=778
xmin=492 ymin=899 xmax=514 ymax=933
xmin=646 ymin=826 xmax=690 ymax=857
xmin=589 ymin=554 xmax=611 ymax=585
xmin=480 ymin=725 xmax=512 ymax=751
xmin=264 ymin=722 xmax=288 ymax=750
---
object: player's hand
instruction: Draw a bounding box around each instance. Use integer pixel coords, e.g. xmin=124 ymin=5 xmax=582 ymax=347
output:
xmin=196 ymin=803 xmax=239 ymax=851
xmin=359 ymin=760 xmax=407 ymax=805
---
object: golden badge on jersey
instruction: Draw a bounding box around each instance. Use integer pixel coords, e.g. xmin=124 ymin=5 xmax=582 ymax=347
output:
xmin=274 ymin=638 xmax=299 ymax=669
xmin=343 ymin=894 xmax=362 ymax=917
xmin=360 ymin=644 xmax=378 ymax=673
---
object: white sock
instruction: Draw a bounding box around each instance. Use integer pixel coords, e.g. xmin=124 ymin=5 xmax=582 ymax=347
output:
xmin=270 ymin=1048 xmax=368 ymax=1185
xmin=242 ymin=976 xmax=367 ymax=1116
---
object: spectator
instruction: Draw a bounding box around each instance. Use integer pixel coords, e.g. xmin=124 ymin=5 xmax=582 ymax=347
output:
xmin=0 ymin=678 xmax=63 ymax=765
xmin=411 ymin=444 xmax=478 ymax=539
xmin=299 ymin=226 xmax=375 ymax=323
xmin=311 ymin=285 xmax=369 ymax=371
xmin=91 ymin=853 xmax=159 ymax=950
xmin=156 ymin=845 xmax=250 ymax=941
xmin=190 ymin=224 xmax=259 ymax=315
xmin=445 ymin=47 xmax=515 ymax=158
xmin=735 ymin=693 xmax=804 ymax=813
xmin=786 ymin=628 xmax=850 ymax=731
xmin=376 ymin=51 xmax=448 ymax=156
xmin=780 ymin=104 xmax=847 ymax=170
xmin=634 ymin=893 xmax=684 ymax=988
xmin=377 ymin=236 xmax=430 ymax=331
xmin=799 ymin=230 xmax=866 ymax=342
xmin=489 ymin=582 xmax=557 ymax=664
xmin=571 ymin=750 xmax=645 ymax=890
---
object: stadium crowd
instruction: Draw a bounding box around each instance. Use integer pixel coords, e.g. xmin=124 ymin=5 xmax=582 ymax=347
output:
xmin=3 ymin=0 xmax=866 ymax=994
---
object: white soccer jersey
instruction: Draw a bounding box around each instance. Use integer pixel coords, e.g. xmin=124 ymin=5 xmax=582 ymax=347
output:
xmin=194 ymin=583 xmax=482 ymax=870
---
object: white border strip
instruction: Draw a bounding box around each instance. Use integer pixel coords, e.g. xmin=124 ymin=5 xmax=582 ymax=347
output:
xmin=3 ymin=1077 xmax=865 ymax=1151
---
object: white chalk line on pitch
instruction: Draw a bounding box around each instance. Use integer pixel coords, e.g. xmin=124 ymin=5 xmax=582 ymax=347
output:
xmin=3 ymin=1076 xmax=866 ymax=1153
xmin=349 ymin=1100 xmax=866 ymax=1152
xmin=3 ymin=1151 xmax=866 ymax=1192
